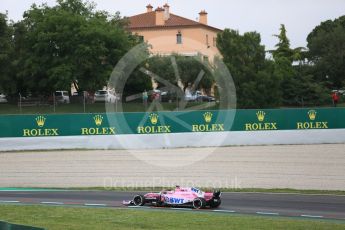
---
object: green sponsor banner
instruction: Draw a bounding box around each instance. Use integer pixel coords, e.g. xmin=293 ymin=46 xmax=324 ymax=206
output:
xmin=0 ymin=108 xmax=344 ymax=138
xmin=232 ymin=108 xmax=345 ymax=131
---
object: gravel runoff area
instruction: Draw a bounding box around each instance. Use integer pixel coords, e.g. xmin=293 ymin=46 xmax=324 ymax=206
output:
xmin=0 ymin=144 xmax=344 ymax=190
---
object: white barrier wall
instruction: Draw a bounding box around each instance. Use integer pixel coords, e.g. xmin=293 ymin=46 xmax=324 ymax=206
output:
xmin=1 ymin=129 xmax=345 ymax=151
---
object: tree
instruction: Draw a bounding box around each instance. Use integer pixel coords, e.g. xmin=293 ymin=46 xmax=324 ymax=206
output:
xmin=122 ymin=65 xmax=153 ymax=101
xmin=0 ymin=13 xmax=14 ymax=93
xmin=175 ymin=55 xmax=214 ymax=91
xmin=143 ymin=55 xmax=214 ymax=92
xmin=272 ymin=24 xmax=305 ymax=63
xmin=271 ymin=24 xmax=327 ymax=106
xmin=307 ymin=16 xmax=345 ymax=89
xmin=14 ymin=0 xmax=138 ymax=95
xmin=272 ymin=25 xmax=292 ymax=62
xmin=217 ymin=29 xmax=281 ymax=108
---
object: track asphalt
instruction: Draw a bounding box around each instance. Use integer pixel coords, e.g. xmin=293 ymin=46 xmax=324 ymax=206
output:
xmin=1 ymin=190 xmax=345 ymax=221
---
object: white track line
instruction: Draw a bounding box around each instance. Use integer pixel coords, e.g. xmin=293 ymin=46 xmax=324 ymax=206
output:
xmin=213 ymin=210 xmax=236 ymax=213
xmin=0 ymin=200 xmax=330 ymax=220
xmin=0 ymin=200 xmax=20 ymax=203
xmin=300 ymin=214 xmax=324 ymax=218
xmin=221 ymin=192 xmax=345 ymax=197
xmin=256 ymin=212 xmax=279 ymax=215
xmin=40 ymin=201 xmax=64 ymax=205
xmin=171 ymin=208 xmax=193 ymax=211
xmin=128 ymin=206 xmax=150 ymax=209
xmin=84 ymin=203 xmax=107 ymax=207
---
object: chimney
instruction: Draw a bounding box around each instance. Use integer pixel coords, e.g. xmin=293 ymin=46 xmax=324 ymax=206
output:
xmin=199 ymin=10 xmax=208 ymax=25
xmin=146 ymin=4 xmax=153 ymax=13
xmin=163 ymin=3 xmax=170 ymax=21
xmin=155 ymin=7 xmax=165 ymax=26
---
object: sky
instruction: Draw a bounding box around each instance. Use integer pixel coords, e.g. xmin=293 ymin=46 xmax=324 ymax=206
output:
xmin=1 ymin=0 xmax=345 ymax=50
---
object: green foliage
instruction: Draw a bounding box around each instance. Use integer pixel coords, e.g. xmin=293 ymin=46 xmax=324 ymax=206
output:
xmin=2 ymin=2 xmax=343 ymax=109
xmin=307 ymin=16 xmax=345 ymax=89
xmin=272 ymin=24 xmax=305 ymax=63
xmin=145 ymin=55 xmax=176 ymax=86
xmin=217 ymin=29 xmax=281 ymax=108
xmin=0 ymin=13 xmax=14 ymax=93
xmin=272 ymin=24 xmax=329 ymax=107
xmin=175 ymin=55 xmax=214 ymax=91
xmin=272 ymin=25 xmax=293 ymax=62
xmin=10 ymin=0 xmax=137 ymax=95
xmin=280 ymin=65 xmax=329 ymax=106
xmin=123 ymin=66 xmax=152 ymax=100
xmin=217 ymin=25 xmax=331 ymax=108
xmin=144 ymin=55 xmax=214 ymax=91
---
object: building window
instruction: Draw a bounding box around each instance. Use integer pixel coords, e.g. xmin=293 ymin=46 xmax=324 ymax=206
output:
xmin=206 ymin=34 xmax=209 ymax=47
xmin=139 ymin=36 xmax=144 ymax=43
xmin=203 ymin=56 xmax=209 ymax=63
xmin=213 ymin=37 xmax=217 ymax=47
xmin=176 ymin=32 xmax=182 ymax=44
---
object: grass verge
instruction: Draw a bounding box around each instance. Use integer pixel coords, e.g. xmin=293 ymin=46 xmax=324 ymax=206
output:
xmin=0 ymin=205 xmax=344 ymax=230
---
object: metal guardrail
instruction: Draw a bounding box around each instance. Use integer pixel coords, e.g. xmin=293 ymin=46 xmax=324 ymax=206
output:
xmin=15 ymin=92 xmax=96 ymax=113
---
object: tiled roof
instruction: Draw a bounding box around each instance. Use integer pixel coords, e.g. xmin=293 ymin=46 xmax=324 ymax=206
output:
xmin=128 ymin=11 xmax=221 ymax=32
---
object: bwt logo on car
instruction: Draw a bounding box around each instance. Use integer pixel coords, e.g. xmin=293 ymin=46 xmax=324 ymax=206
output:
xmin=166 ymin=197 xmax=184 ymax=204
xmin=191 ymin=187 xmax=200 ymax=193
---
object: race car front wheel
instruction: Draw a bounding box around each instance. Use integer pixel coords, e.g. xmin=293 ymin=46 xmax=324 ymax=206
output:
xmin=133 ymin=195 xmax=145 ymax=206
xmin=193 ymin=198 xmax=206 ymax=209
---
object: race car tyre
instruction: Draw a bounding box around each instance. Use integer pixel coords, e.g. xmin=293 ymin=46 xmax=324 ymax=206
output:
xmin=133 ymin=195 xmax=145 ymax=206
xmin=193 ymin=197 xmax=206 ymax=209
xmin=209 ymin=198 xmax=221 ymax=208
xmin=154 ymin=196 xmax=163 ymax=207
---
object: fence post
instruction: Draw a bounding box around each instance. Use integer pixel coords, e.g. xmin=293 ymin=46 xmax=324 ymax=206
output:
xmin=83 ymin=91 xmax=86 ymax=113
xmin=53 ymin=92 xmax=56 ymax=113
xmin=19 ymin=93 xmax=22 ymax=113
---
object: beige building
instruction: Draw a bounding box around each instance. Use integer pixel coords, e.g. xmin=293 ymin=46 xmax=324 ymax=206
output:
xmin=128 ymin=4 xmax=222 ymax=61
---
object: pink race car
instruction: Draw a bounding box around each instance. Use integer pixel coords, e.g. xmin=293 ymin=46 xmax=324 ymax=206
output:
xmin=123 ymin=186 xmax=221 ymax=209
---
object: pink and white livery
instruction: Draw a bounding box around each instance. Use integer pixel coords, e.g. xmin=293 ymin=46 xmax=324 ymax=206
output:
xmin=123 ymin=186 xmax=221 ymax=209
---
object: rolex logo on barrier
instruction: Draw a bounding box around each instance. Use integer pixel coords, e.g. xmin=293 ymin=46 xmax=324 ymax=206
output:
xmin=245 ymin=110 xmax=277 ymax=131
xmin=137 ymin=113 xmax=171 ymax=134
xmin=256 ymin=111 xmax=265 ymax=122
xmin=297 ymin=110 xmax=328 ymax=129
xmin=203 ymin=112 xmax=213 ymax=123
xmin=23 ymin=115 xmax=59 ymax=137
xmin=35 ymin=115 xmax=46 ymax=127
xmin=81 ymin=114 xmax=116 ymax=135
xmin=192 ymin=112 xmax=225 ymax=132
xmin=308 ymin=110 xmax=317 ymax=121
xmin=93 ymin=115 xmax=103 ymax=126
xmin=149 ymin=113 xmax=159 ymax=125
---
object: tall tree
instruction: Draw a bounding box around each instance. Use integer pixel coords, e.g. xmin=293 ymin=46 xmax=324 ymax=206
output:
xmin=142 ymin=55 xmax=214 ymax=92
xmin=272 ymin=24 xmax=293 ymax=62
xmin=217 ymin=29 xmax=281 ymax=108
xmin=271 ymin=24 xmax=327 ymax=106
xmin=14 ymin=0 xmax=138 ymax=95
xmin=0 ymin=13 xmax=14 ymax=93
xmin=272 ymin=24 xmax=304 ymax=63
xmin=307 ymin=16 xmax=345 ymax=89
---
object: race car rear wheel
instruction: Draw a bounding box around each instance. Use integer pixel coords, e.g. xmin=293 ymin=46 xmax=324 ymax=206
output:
xmin=209 ymin=198 xmax=221 ymax=208
xmin=133 ymin=195 xmax=145 ymax=206
xmin=193 ymin=198 xmax=206 ymax=209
